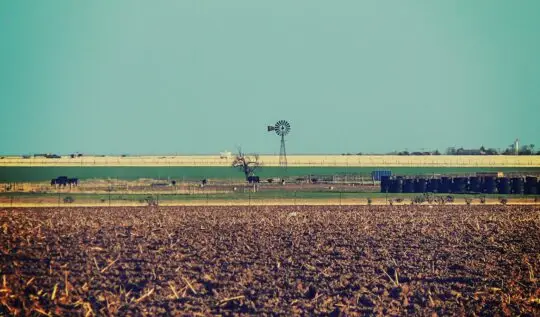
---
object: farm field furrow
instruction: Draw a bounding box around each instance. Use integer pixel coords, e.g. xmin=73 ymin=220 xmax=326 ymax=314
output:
xmin=1 ymin=206 xmax=539 ymax=315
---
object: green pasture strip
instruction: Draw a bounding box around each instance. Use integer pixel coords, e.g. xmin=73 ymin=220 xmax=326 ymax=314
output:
xmin=2 ymin=166 xmax=539 ymax=182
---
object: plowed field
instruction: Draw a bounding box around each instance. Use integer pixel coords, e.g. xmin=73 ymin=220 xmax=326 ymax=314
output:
xmin=1 ymin=206 xmax=539 ymax=316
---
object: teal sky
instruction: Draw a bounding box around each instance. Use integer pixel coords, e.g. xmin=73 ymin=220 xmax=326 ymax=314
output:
xmin=1 ymin=1 xmax=539 ymax=155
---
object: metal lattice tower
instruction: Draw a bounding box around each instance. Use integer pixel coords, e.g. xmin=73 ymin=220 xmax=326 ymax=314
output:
xmin=267 ymin=120 xmax=291 ymax=168
xmin=279 ymin=134 xmax=287 ymax=167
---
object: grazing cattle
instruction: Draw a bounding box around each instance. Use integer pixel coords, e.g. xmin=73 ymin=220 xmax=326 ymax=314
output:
xmin=56 ymin=176 xmax=68 ymax=187
xmin=51 ymin=176 xmax=76 ymax=187
xmin=247 ymin=176 xmax=260 ymax=183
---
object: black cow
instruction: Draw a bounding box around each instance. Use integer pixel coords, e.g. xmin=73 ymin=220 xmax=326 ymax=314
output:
xmin=247 ymin=176 xmax=260 ymax=183
xmin=56 ymin=176 xmax=68 ymax=187
xmin=50 ymin=176 xmax=73 ymax=187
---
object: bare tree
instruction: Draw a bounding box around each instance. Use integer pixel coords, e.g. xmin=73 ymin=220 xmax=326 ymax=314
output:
xmin=232 ymin=148 xmax=261 ymax=181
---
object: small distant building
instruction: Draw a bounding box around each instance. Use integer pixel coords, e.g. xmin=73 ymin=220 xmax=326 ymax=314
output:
xmin=371 ymin=170 xmax=392 ymax=181
xmin=220 ymin=151 xmax=232 ymax=159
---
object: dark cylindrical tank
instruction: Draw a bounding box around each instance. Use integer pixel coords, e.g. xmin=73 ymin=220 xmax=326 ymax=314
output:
xmin=427 ymin=179 xmax=440 ymax=192
xmin=497 ymin=177 xmax=510 ymax=195
xmin=414 ymin=178 xmax=427 ymax=193
xmin=439 ymin=177 xmax=451 ymax=193
xmin=391 ymin=177 xmax=403 ymax=193
xmin=525 ymin=176 xmax=538 ymax=195
xmin=469 ymin=176 xmax=482 ymax=193
xmin=380 ymin=175 xmax=391 ymax=193
xmin=484 ymin=176 xmax=496 ymax=194
xmin=452 ymin=177 xmax=467 ymax=193
xmin=511 ymin=177 xmax=524 ymax=195
xmin=403 ymin=179 xmax=414 ymax=193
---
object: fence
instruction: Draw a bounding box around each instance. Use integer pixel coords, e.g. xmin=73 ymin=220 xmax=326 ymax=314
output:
xmin=1 ymin=188 xmax=539 ymax=207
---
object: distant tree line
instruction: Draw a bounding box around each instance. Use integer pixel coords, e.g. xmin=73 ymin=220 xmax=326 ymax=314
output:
xmin=341 ymin=143 xmax=538 ymax=156
xmin=445 ymin=144 xmax=536 ymax=155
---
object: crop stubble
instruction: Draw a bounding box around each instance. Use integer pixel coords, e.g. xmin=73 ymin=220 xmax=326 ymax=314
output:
xmin=0 ymin=205 xmax=539 ymax=316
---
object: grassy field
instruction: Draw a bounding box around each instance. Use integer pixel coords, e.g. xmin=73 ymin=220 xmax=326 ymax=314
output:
xmin=1 ymin=166 xmax=539 ymax=182
xmin=1 ymin=191 xmax=538 ymax=207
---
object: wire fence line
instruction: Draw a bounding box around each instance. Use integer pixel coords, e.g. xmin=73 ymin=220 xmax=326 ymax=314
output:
xmin=1 ymin=190 xmax=539 ymax=208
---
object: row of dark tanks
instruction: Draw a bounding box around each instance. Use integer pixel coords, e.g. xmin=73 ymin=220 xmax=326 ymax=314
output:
xmin=381 ymin=175 xmax=538 ymax=194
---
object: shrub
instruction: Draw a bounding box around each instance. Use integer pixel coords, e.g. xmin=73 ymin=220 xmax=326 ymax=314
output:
xmin=465 ymin=198 xmax=472 ymax=205
xmin=479 ymin=196 xmax=486 ymax=204
xmin=144 ymin=196 xmax=158 ymax=206
xmin=424 ymin=193 xmax=434 ymax=204
xmin=500 ymin=198 xmax=508 ymax=205
xmin=412 ymin=195 xmax=426 ymax=204
xmin=63 ymin=196 xmax=74 ymax=203
xmin=367 ymin=198 xmax=372 ymax=205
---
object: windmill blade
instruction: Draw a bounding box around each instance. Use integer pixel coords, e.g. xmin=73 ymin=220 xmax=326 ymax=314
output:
xmin=267 ymin=126 xmax=275 ymax=132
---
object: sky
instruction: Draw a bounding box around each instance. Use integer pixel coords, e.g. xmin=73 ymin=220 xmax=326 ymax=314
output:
xmin=0 ymin=1 xmax=539 ymax=155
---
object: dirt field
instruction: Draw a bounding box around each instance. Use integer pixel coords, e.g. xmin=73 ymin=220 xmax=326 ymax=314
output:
xmin=1 ymin=206 xmax=539 ymax=315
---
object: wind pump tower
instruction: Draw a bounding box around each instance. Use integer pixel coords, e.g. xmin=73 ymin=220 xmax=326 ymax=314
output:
xmin=267 ymin=120 xmax=291 ymax=168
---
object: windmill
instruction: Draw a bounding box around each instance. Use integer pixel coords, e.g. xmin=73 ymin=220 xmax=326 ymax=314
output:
xmin=267 ymin=120 xmax=291 ymax=168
